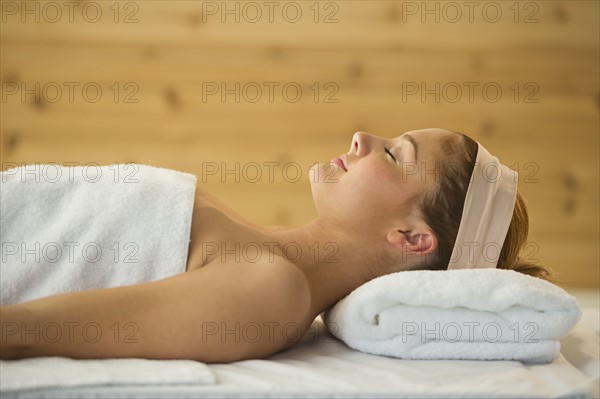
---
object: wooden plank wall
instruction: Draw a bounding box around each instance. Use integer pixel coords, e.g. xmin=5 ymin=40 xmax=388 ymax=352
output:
xmin=1 ymin=0 xmax=598 ymax=287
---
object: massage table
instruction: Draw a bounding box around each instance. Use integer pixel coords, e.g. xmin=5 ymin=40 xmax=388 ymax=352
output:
xmin=2 ymin=307 xmax=597 ymax=399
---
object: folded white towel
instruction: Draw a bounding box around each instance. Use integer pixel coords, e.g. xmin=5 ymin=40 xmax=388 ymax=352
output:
xmin=0 ymin=357 xmax=216 ymax=392
xmin=1 ymin=163 xmax=196 ymax=305
xmin=322 ymin=269 xmax=582 ymax=363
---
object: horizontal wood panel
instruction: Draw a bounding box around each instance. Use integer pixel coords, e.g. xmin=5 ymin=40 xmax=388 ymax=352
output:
xmin=1 ymin=1 xmax=598 ymax=50
xmin=1 ymin=45 xmax=598 ymax=98
xmin=1 ymin=97 xmax=598 ymax=143
xmin=530 ymin=236 xmax=599 ymax=287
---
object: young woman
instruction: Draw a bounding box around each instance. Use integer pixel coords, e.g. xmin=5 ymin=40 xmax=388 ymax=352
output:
xmin=0 ymin=128 xmax=552 ymax=362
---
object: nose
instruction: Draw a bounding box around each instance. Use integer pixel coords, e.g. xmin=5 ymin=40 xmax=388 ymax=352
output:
xmin=350 ymin=131 xmax=371 ymax=156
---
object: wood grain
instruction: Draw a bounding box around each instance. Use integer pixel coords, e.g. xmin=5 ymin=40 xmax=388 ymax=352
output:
xmin=1 ymin=0 xmax=598 ymax=287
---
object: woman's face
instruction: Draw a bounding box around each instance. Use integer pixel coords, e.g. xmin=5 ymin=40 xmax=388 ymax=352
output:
xmin=309 ymin=128 xmax=458 ymax=234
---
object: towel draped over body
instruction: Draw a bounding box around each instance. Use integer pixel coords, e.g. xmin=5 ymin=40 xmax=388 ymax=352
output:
xmin=0 ymin=163 xmax=197 ymax=305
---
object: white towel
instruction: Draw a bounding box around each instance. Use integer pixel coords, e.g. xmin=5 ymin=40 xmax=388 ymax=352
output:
xmin=322 ymin=269 xmax=582 ymax=363
xmin=0 ymin=164 xmax=217 ymax=391
xmin=0 ymin=357 xmax=216 ymax=392
xmin=1 ymin=163 xmax=197 ymax=305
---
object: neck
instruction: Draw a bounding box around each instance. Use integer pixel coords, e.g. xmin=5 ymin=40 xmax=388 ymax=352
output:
xmin=262 ymin=218 xmax=393 ymax=318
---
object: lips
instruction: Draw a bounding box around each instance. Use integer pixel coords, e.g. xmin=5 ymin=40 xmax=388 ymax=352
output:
xmin=330 ymin=155 xmax=347 ymax=171
xmin=340 ymin=153 xmax=348 ymax=170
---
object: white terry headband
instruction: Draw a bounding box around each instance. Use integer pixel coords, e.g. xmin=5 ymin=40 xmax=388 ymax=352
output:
xmin=447 ymin=142 xmax=519 ymax=269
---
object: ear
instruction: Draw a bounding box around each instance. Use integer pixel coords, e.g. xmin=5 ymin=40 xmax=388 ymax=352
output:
xmin=386 ymin=227 xmax=437 ymax=258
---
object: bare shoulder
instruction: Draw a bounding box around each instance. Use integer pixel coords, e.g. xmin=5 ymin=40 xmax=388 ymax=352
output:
xmin=193 ymin=254 xmax=313 ymax=324
xmin=263 ymin=255 xmax=312 ymax=307
xmin=182 ymin=255 xmax=314 ymax=359
xmin=249 ymin=256 xmax=314 ymax=351
xmin=217 ymin=255 xmax=312 ymax=322
xmin=193 ymin=187 xmax=269 ymax=232
xmin=192 ymin=186 xmax=289 ymax=235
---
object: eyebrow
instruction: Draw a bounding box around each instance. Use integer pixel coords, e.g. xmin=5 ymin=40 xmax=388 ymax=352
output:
xmin=403 ymin=134 xmax=418 ymax=162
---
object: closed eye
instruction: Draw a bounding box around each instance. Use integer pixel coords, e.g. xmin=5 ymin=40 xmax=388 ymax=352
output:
xmin=385 ymin=147 xmax=397 ymax=163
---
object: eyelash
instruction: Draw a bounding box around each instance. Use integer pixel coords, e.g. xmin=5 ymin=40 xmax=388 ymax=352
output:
xmin=385 ymin=147 xmax=397 ymax=163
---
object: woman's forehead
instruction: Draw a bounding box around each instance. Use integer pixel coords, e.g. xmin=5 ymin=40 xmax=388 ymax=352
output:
xmin=388 ymin=129 xmax=456 ymax=145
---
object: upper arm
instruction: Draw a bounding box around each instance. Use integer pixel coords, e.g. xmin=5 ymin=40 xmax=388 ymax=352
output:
xmin=7 ymin=258 xmax=312 ymax=363
xmin=176 ymin=257 xmax=313 ymax=362
xmin=144 ymin=259 xmax=313 ymax=362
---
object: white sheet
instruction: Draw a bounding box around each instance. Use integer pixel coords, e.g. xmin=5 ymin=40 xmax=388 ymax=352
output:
xmin=3 ymin=310 xmax=598 ymax=399
xmin=0 ymin=358 xmax=216 ymax=392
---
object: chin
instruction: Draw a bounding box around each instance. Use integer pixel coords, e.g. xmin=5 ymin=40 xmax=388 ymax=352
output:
xmin=311 ymin=162 xmax=342 ymax=185
xmin=308 ymin=164 xmax=335 ymax=212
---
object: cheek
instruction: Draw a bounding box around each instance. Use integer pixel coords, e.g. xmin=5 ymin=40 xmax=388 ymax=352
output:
xmin=352 ymin=163 xmax=396 ymax=192
xmin=344 ymin=163 xmax=406 ymax=210
xmin=310 ymin=161 xmax=412 ymax=218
